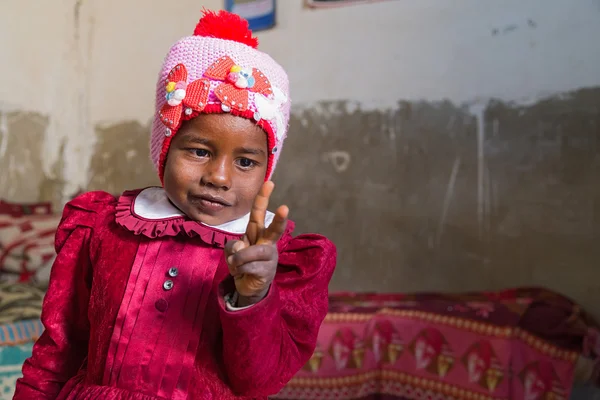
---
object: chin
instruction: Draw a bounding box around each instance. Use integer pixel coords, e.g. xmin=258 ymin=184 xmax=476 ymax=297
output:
xmin=187 ymin=207 xmax=241 ymax=227
xmin=198 ymin=215 xmax=231 ymax=226
xmin=187 ymin=210 xmax=223 ymax=225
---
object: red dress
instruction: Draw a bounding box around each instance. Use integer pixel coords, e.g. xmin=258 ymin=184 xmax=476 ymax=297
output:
xmin=13 ymin=188 xmax=336 ymax=400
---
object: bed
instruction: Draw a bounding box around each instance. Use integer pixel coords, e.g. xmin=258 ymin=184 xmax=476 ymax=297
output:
xmin=273 ymin=289 xmax=600 ymax=400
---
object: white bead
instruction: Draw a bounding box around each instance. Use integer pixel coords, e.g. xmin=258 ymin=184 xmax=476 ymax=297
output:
xmin=221 ymin=104 xmax=231 ymax=112
xmin=253 ymin=112 xmax=261 ymax=121
xmin=173 ymin=89 xmax=186 ymax=101
xmin=235 ymin=79 xmax=248 ymax=89
xmin=185 ymin=108 xmax=193 ymax=115
xmin=165 ymin=128 xmax=172 ymax=137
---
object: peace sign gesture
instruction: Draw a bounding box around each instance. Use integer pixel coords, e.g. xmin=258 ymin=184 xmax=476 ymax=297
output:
xmin=225 ymin=181 xmax=289 ymax=306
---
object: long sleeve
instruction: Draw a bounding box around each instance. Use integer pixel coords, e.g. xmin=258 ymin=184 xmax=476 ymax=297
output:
xmin=218 ymin=233 xmax=336 ymax=397
xmin=13 ymin=194 xmax=98 ymax=400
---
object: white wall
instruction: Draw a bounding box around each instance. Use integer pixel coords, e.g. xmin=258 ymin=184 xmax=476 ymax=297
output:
xmin=0 ymin=0 xmax=599 ymax=196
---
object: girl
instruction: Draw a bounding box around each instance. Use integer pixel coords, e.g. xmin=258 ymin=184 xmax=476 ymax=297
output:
xmin=14 ymin=9 xmax=336 ymax=400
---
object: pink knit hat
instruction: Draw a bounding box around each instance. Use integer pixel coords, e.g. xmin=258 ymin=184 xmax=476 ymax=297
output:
xmin=150 ymin=10 xmax=290 ymax=183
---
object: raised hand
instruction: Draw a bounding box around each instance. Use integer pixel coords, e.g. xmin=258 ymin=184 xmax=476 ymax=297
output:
xmin=224 ymin=181 xmax=288 ymax=306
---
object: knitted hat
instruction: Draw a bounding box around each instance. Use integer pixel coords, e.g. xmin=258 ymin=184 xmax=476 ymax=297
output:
xmin=150 ymin=10 xmax=290 ymax=183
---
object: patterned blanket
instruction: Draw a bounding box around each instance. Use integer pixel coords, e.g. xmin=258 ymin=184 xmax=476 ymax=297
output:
xmin=0 ymin=318 xmax=43 ymax=400
xmin=275 ymin=289 xmax=600 ymax=400
xmin=0 ymin=200 xmax=59 ymax=286
xmin=0 ymin=342 xmax=34 ymax=399
xmin=0 ymin=283 xmax=43 ymax=325
xmin=0 ymin=282 xmax=44 ymax=399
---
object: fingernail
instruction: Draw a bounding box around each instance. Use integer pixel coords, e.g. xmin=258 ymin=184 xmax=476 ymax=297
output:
xmin=227 ymin=256 xmax=233 ymax=265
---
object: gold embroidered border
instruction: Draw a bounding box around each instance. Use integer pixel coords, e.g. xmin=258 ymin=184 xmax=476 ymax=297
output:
xmin=286 ymin=369 xmax=508 ymax=400
xmin=324 ymin=308 xmax=578 ymax=362
xmin=514 ymin=328 xmax=578 ymax=362
xmin=324 ymin=309 xmax=513 ymax=338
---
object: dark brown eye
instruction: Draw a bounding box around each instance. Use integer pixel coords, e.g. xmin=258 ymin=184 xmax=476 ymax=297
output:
xmin=237 ymin=158 xmax=258 ymax=169
xmin=239 ymin=158 xmax=253 ymax=167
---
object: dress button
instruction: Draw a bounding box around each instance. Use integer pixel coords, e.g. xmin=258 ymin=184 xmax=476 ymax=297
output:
xmin=163 ymin=280 xmax=174 ymax=291
xmin=168 ymin=267 xmax=179 ymax=277
xmin=155 ymin=299 xmax=168 ymax=312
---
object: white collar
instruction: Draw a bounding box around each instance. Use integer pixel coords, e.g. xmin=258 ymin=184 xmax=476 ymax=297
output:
xmin=133 ymin=187 xmax=274 ymax=235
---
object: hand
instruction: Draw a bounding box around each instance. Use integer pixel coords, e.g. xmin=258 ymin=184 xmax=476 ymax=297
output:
xmin=224 ymin=181 xmax=289 ymax=306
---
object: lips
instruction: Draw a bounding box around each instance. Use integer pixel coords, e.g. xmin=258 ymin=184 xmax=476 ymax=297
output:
xmin=192 ymin=193 xmax=232 ymax=206
xmin=188 ymin=193 xmax=232 ymax=214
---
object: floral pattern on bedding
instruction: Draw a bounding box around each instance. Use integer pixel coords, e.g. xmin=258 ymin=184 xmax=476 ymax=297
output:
xmin=0 ymin=342 xmax=33 ymax=400
xmin=275 ymin=288 xmax=600 ymax=400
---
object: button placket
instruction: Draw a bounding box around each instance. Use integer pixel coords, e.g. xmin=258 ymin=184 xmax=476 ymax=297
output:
xmin=159 ymin=267 xmax=178 ymax=312
xmin=162 ymin=266 xmax=179 ymax=292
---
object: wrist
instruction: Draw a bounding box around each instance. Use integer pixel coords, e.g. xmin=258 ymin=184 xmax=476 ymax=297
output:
xmin=236 ymin=287 xmax=270 ymax=307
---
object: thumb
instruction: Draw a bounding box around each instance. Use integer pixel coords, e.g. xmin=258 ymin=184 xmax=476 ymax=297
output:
xmin=224 ymin=240 xmax=246 ymax=266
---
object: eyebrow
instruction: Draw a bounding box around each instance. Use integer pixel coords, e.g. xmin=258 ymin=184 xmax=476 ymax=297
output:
xmin=238 ymin=147 xmax=266 ymax=156
xmin=183 ymin=137 xmax=210 ymax=145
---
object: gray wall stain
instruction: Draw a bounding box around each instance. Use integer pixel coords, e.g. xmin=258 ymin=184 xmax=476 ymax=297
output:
xmin=38 ymin=138 xmax=67 ymax=211
xmin=87 ymin=121 xmax=159 ymax=195
xmin=272 ymin=87 xmax=600 ymax=320
xmin=0 ymin=111 xmax=59 ymax=204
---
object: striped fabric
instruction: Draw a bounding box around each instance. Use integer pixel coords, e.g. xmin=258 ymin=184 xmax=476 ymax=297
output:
xmin=0 ymin=283 xmax=44 ymax=325
xmin=0 ymin=319 xmax=43 ymax=346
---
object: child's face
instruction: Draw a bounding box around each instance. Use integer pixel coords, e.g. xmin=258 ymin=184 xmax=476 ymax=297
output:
xmin=163 ymin=113 xmax=268 ymax=225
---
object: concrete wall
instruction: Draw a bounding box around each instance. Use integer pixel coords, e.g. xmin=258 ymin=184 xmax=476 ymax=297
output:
xmin=0 ymin=1 xmax=599 ymax=317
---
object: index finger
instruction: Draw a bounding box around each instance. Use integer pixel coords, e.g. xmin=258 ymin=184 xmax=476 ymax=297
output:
xmin=257 ymin=205 xmax=289 ymax=245
xmin=246 ymin=181 xmax=275 ymax=244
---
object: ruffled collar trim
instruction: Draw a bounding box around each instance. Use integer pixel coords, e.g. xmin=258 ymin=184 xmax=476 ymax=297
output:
xmin=115 ymin=187 xmax=276 ymax=247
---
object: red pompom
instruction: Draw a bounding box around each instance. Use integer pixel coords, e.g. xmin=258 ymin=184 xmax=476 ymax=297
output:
xmin=193 ymin=9 xmax=259 ymax=49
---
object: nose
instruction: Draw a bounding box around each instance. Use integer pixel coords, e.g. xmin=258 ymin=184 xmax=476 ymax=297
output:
xmin=200 ymin=156 xmax=232 ymax=190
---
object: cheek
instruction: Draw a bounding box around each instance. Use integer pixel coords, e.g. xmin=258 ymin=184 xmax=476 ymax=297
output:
xmin=164 ymin=152 xmax=195 ymax=188
xmin=235 ymin=175 xmax=264 ymax=204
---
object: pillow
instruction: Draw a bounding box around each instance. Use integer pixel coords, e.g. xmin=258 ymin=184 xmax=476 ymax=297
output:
xmin=0 ymin=200 xmax=58 ymax=286
xmin=0 ymin=200 xmax=52 ymax=217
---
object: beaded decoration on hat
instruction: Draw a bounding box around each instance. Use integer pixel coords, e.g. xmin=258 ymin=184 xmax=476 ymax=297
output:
xmin=150 ymin=10 xmax=291 ymax=183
